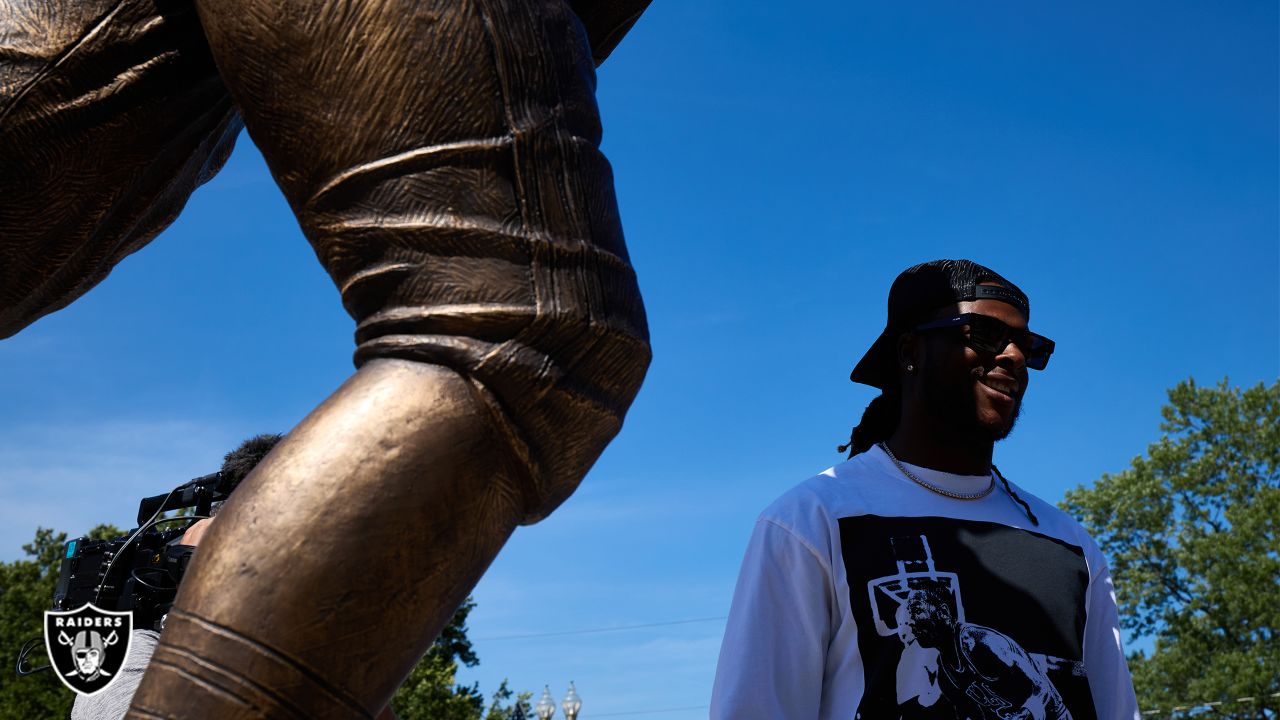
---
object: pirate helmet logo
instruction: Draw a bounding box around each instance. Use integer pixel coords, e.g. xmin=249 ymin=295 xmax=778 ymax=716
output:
xmin=44 ymin=603 xmax=133 ymax=696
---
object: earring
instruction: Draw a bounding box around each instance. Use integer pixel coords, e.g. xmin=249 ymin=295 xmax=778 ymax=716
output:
xmin=906 ymin=364 xmax=914 ymax=373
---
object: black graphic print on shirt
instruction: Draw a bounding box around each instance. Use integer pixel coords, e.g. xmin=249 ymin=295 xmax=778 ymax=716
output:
xmin=838 ymin=515 xmax=1095 ymax=720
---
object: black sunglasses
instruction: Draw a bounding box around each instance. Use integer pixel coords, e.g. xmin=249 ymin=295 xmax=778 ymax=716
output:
xmin=913 ymin=313 xmax=1056 ymax=370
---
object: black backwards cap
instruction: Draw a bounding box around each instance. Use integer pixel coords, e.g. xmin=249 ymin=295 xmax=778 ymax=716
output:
xmin=850 ymin=259 xmax=1030 ymax=390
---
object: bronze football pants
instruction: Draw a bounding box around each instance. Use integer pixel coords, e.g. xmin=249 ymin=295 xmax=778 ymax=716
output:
xmin=0 ymin=0 xmax=651 ymax=716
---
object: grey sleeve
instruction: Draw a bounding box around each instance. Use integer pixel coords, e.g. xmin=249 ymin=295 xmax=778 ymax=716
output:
xmin=71 ymin=630 xmax=160 ymax=720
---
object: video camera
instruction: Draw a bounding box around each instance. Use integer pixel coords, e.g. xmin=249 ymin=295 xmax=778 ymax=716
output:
xmin=17 ymin=435 xmax=278 ymax=678
xmin=51 ymin=470 xmax=235 ymax=631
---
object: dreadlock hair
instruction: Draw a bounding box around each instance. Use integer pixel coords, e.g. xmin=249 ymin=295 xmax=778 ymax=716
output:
xmin=837 ymin=384 xmax=902 ymax=459
xmin=992 ymin=464 xmax=1039 ymax=526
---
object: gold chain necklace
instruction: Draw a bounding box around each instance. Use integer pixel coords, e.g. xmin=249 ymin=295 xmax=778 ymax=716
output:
xmin=878 ymin=443 xmax=996 ymax=500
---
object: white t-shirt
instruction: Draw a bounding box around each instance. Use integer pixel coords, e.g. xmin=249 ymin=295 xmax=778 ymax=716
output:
xmin=710 ymin=445 xmax=1139 ymax=720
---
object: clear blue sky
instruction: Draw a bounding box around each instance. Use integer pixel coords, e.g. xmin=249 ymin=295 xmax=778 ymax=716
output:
xmin=1 ymin=1 xmax=1276 ymax=717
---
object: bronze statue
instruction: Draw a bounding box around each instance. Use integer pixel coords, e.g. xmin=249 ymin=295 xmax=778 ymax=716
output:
xmin=1 ymin=0 xmax=652 ymax=716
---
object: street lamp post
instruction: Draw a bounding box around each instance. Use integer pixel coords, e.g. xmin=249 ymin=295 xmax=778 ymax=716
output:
xmin=535 ymin=686 xmax=557 ymax=720
xmin=533 ymin=682 xmax=582 ymax=719
xmin=561 ymin=682 xmax=582 ymax=720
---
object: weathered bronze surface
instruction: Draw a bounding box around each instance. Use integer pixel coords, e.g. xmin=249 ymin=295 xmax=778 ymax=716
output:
xmin=0 ymin=0 xmax=652 ymax=716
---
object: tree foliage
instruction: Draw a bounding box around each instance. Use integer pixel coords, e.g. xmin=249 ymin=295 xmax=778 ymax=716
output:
xmin=1061 ymin=378 xmax=1279 ymax=717
xmin=483 ymin=680 xmax=534 ymax=720
xmin=389 ymin=597 xmax=532 ymax=720
xmin=391 ymin=597 xmax=487 ymax=720
xmin=1 ymin=525 xmax=527 ymax=720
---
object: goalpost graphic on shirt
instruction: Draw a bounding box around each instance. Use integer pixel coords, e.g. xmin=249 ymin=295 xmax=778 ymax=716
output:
xmin=866 ymin=534 xmax=966 ymax=636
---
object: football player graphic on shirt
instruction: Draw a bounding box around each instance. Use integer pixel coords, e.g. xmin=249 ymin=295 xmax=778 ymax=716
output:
xmin=900 ymin=585 xmax=1072 ymax=720
xmin=872 ymin=534 xmax=1074 ymax=720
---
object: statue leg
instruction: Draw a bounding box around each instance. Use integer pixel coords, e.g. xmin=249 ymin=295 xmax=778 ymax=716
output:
xmin=126 ymin=0 xmax=649 ymax=717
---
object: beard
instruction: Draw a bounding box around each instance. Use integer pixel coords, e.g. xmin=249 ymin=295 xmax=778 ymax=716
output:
xmin=920 ymin=364 xmax=1021 ymax=444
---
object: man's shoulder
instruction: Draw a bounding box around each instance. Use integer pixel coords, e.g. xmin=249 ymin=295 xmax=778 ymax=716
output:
xmin=757 ymin=453 xmax=885 ymax=531
xmin=757 ymin=470 xmax=830 ymax=529
xmin=997 ymin=475 xmax=1101 ymax=554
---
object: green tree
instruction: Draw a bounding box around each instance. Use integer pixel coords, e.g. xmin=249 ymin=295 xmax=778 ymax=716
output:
xmin=390 ymin=599 xmax=532 ymax=720
xmin=0 ymin=524 xmax=121 ymax=720
xmin=483 ymin=679 xmax=533 ymax=720
xmin=391 ymin=597 xmax=486 ymax=720
xmin=1061 ymin=378 xmax=1279 ymax=718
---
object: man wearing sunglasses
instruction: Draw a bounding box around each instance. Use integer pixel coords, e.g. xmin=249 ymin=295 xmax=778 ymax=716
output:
xmin=710 ymin=259 xmax=1139 ymax=720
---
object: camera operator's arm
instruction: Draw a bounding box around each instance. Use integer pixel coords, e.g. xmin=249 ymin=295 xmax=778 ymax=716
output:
xmin=178 ymin=518 xmax=213 ymax=547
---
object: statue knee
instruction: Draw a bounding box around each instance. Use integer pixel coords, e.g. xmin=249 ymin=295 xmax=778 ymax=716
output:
xmin=190 ymin=0 xmax=653 ymax=521
xmin=348 ymin=265 xmax=651 ymax=524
